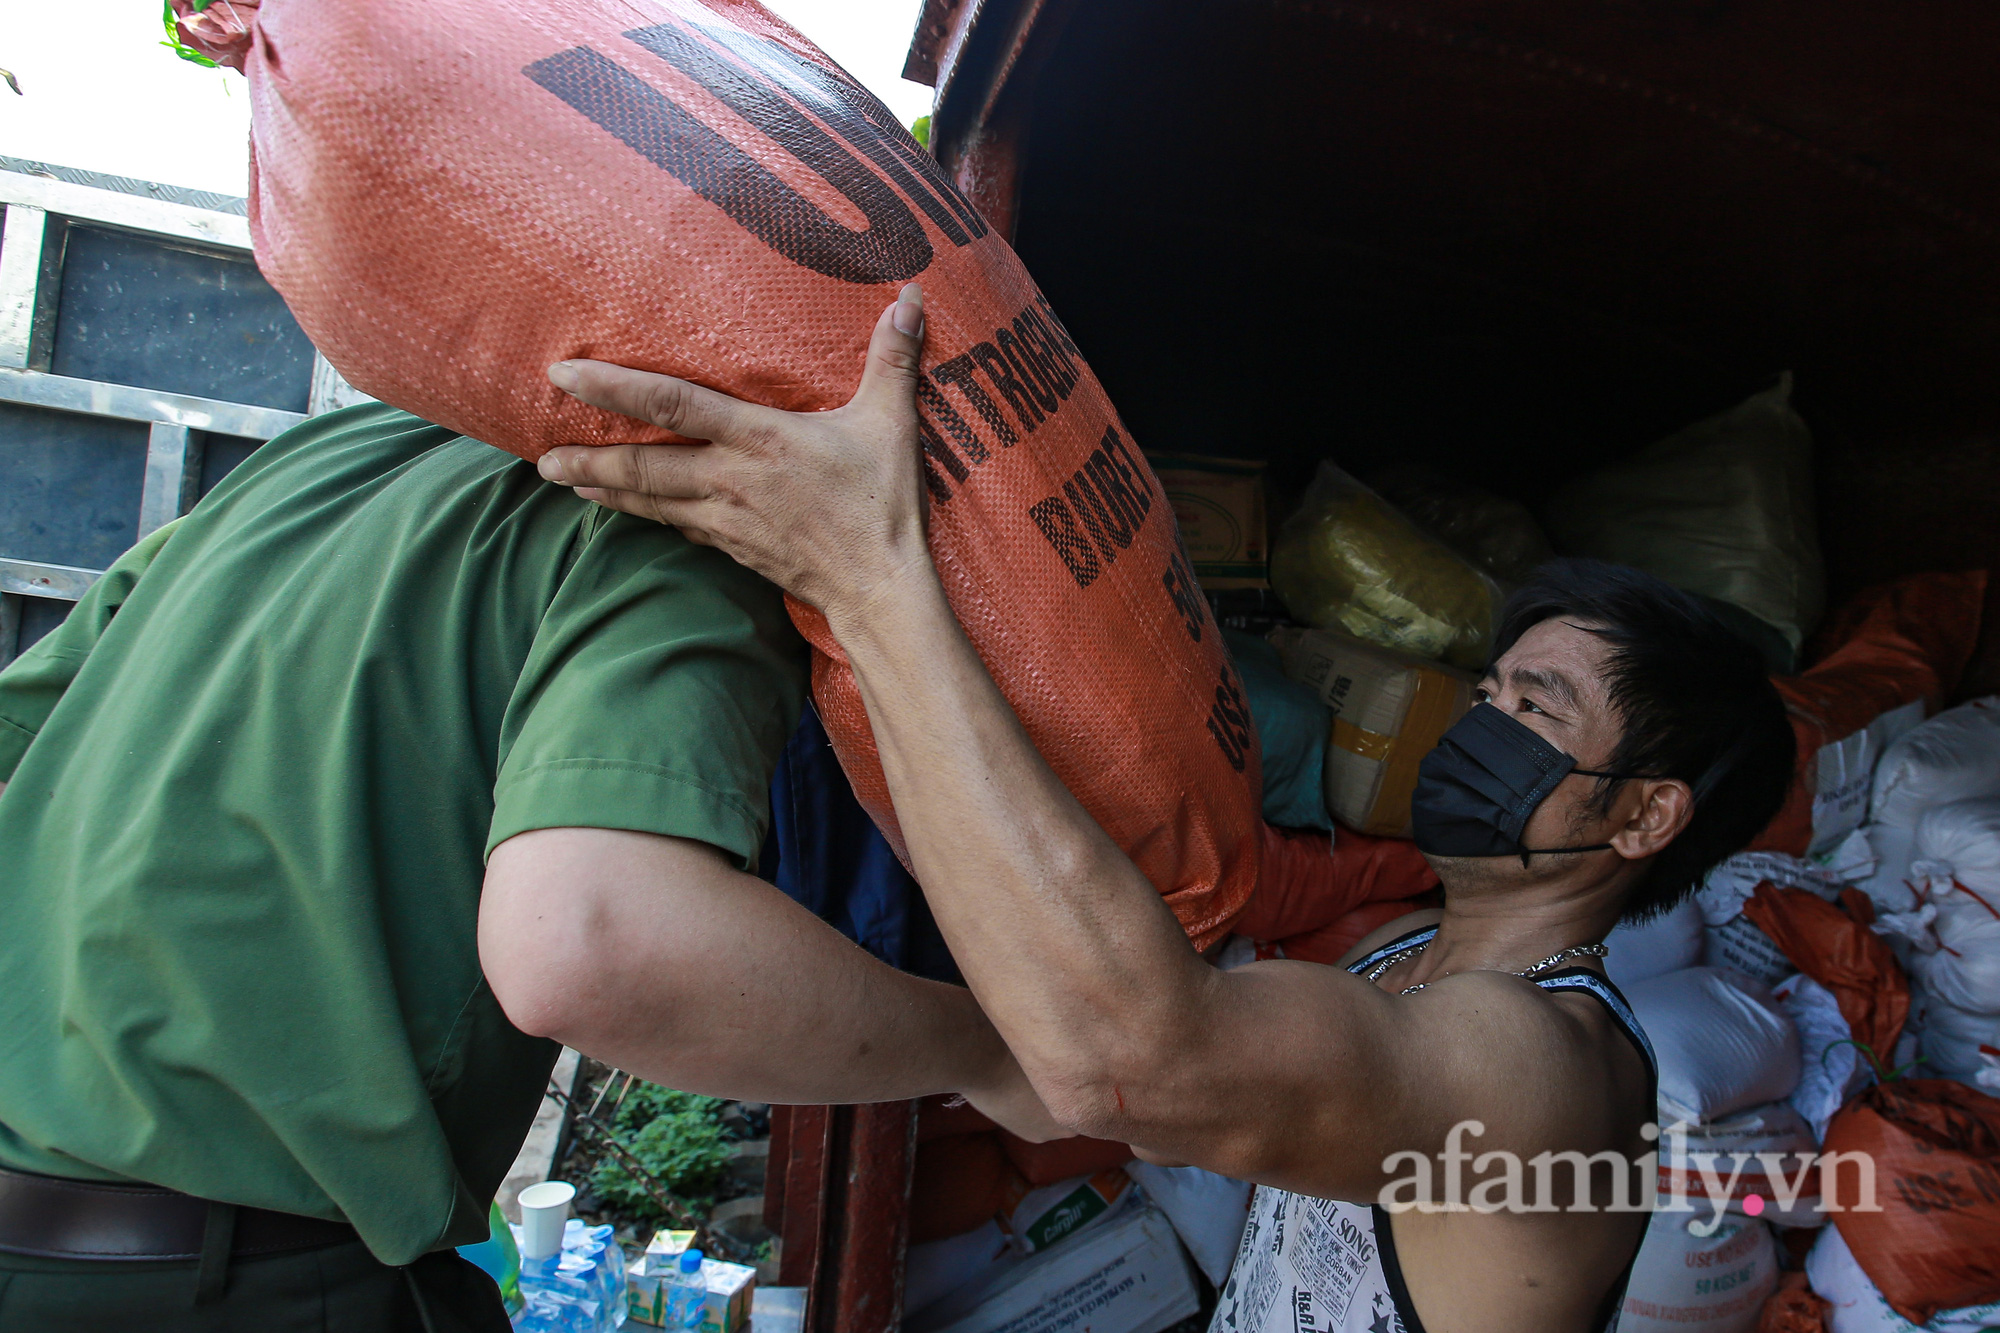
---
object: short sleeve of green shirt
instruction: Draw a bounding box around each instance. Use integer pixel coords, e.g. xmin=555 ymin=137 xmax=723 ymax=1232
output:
xmin=490 ymin=506 xmax=800 ymax=865
xmin=0 ymin=518 xmax=179 ymax=780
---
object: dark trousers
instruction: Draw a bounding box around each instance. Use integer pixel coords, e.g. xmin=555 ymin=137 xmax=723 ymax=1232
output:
xmin=0 ymin=1240 xmax=512 ymax=1332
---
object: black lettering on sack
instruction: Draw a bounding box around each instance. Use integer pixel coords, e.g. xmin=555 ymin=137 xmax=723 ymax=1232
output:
xmin=1016 ymin=308 xmax=1077 ymax=399
xmin=1098 ymin=425 xmax=1154 ymax=518
xmin=1030 ymin=496 xmax=1102 ymax=588
xmin=969 ymin=341 xmax=1045 ymax=431
xmin=996 ymin=327 xmax=1060 ymax=415
xmin=1207 ymin=664 xmax=1252 ymax=772
xmin=910 ymin=301 xmax=1108 ymax=501
xmin=1065 ymin=470 xmax=1129 ymax=561
xmin=918 ymin=417 xmax=969 ymax=502
xmin=528 ymin=40 xmax=930 ymax=284
xmin=917 ymin=379 xmax=986 ymax=465
xmin=1032 ymin=316 xmax=1080 ymax=400
xmin=690 ymin=22 xmax=990 ymax=247
xmin=1163 ymin=541 xmax=1204 ymax=643
xmin=621 ymin=24 xmax=951 ymax=271
xmin=933 ymin=353 xmax=1018 ymax=448
xmin=1085 ymin=443 xmax=1145 ymax=533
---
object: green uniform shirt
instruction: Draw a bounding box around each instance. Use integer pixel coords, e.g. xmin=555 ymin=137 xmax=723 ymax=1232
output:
xmin=0 ymin=405 xmax=807 ymax=1265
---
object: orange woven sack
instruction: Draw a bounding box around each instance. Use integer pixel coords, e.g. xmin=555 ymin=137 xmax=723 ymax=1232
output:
xmin=1741 ymin=884 xmax=1910 ymax=1061
xmin=1757 ymin=1273 xmax=1829 ymax=1333
xmin=1277 ymin=900 xmax=1424 ymax=967
xmin=1236 ymin=823 xmax=1438 ymax=962
xmin=1820 ymin=1079 xmax=2000 ymax=1324
xmin=172 ymin=0 xmax=1262 ymax=945
xmin=1751 ymin=572 xmax=1985 ymax=855
xmin=996 ymin=1130 xmax=1133 ymax=1187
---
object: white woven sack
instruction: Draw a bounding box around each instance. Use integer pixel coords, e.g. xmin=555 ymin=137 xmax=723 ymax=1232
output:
xmin=1912 ymin=913 xmax=2000 ymax=1016
xmin=1860 ymin=698 xmax=2000 ymax=908
xmin=1774 ymin=974 xmax=1872 ymax=1140
xmin=1607 ymin=894 xmax=1705 ymax=987
xmin=1627 ymin=967 xmax=1802 ymax=1123
xmin=1914 ymin=993 xmax=2000 ymax=1092
xmin=1618 ymin=1211 xmax=1776 ymax=1333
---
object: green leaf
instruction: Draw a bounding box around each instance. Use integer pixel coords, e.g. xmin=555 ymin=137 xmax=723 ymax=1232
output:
xmin=590 ymin=1084 xmax=733 ymax=1224
xmin=161 ymin=0 xmax=221 ymax=67
xmin=910 ymin=115 xmax=932 ymax=151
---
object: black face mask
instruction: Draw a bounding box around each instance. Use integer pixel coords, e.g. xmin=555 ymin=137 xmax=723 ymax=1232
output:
xmin=1410 ymin=704 xmax=1646 ymax=863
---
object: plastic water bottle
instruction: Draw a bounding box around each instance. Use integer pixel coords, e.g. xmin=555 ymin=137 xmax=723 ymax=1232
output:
xmin=510 ymin=1217 xmax=627 ymax=1331
xmin=669 ymin=1248 xmax=707 ymax=1332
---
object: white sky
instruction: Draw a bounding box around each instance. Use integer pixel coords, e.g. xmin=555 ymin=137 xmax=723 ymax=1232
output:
xmin=0 ymin=0 xmax=937 ymax=197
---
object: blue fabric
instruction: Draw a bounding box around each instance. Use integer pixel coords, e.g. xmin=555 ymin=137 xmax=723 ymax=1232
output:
xmin=760 ymin=705 xmax=960 ymax=983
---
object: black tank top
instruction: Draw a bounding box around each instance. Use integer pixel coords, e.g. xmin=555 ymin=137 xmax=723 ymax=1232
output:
xmin=1208 ymin=925 xmax=1658 ymax=1333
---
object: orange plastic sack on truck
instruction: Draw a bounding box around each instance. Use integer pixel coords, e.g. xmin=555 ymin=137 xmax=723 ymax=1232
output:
xmin=1757 ymin=1273 xmax=1830 ymax=1333
xmin=997 ymin=1130 xmax=1133 ymax=1187
xmin=1820 ymin=1079 xmax=2000 ymax=1324
xmin=172 ymin=0 xmax=1262 ymax=945
xmin=911 ymin=1131 xmax=1014 ymax=1245
xmin=1751 ymin=572 xmax=1985 ymax=856
xmin=1278 ymin=899 xmax=1425 ymax=967
xmin=1741 ymin=884 xmax=1910 ymax=1062
xmin=1235 ymin=823 xmax=1439 ymax=944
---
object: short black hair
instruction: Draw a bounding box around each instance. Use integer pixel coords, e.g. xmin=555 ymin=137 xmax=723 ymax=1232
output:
xmin=1491 ymin=559 xmax=1795 ymax=922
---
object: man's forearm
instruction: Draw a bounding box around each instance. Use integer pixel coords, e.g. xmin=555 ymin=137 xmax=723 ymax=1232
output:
xmin=482 ymin=827 xmax=1008 ymax=1106
xmin=826 ymin=569 xmax=1219 ymax=1134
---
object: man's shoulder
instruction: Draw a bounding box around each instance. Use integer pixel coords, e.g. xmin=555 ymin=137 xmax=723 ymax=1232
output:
xmin=1404 ymin=967 xmax=1653 ymax=1151
xmin=195 ymin=405 xmax=594 ymax=562
xmin=246 ymin=403 xmax=514 ymax=486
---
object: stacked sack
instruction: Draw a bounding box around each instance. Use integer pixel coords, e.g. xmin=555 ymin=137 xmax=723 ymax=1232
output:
xmin=1749 ymin=574 xmax=1986 ymax=865
xmin=1611 ymin=822 xmax=1948 ymax=1331
xmin=1612 ymin=962 xmax=1800 ymax=1333
xmin=1673 ymin=698 xmax=2000 ymax=1328
xmin=1804 ymin=1223 xmax=2000 ymax=1333
xmin=1847 ymin=700 xmax=2000 ymax=920
xmin=1902 ymin=795 xmax=2000 ymax=1093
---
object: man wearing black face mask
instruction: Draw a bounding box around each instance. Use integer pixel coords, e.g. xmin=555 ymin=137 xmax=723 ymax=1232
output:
xmin=528 ymin=301 xmax=1798 ymax=1333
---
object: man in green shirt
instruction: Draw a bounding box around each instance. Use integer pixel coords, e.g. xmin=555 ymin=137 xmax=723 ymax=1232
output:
xmin=0 ymin=405 xmax=1043 ymax=1331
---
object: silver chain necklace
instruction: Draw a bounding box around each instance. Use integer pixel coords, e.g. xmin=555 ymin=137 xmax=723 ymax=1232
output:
xmin=1364 ymin=938 xmax=1610 ymax=996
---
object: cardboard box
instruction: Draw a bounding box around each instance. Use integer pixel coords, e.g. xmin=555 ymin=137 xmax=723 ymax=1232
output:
xmin=913 ymin=1204 xmax=1199 ymax=1333
xmin=641 ymin=1229 xmax=700 ymax=1276
xmin=999 ymin=1169 xmax=1132 ymax=1254
xmin=627 ymin=1250 xmax=757 ymax=1331
xmin=1269 ymin=625 xmax=1475 ymax=836
xmin=1146 ymin=453 xmax=1267 ymax=589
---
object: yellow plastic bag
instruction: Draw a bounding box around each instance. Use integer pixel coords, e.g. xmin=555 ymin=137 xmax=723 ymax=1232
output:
xmin=1269 ymin=463 xmax=1500 ymax=671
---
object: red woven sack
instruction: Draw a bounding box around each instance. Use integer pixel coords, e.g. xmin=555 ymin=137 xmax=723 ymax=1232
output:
xmin=1821 ymin=1079 xmax=2000 ymax=1324
xmin=173 ymin=0 xmax=1262 ymax=945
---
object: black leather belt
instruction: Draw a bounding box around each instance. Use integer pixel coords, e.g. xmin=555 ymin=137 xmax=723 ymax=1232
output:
xmin=0 ymin=1165 xmax=358 ymax=1262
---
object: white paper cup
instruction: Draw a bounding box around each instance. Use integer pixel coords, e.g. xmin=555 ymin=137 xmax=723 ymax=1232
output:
xmin=517 ymin=1180 xmax=576 ymax=1261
